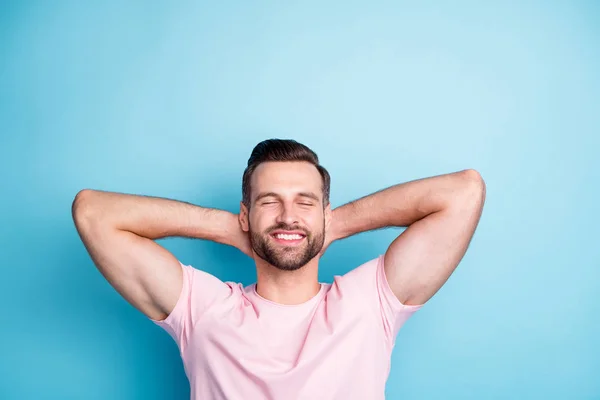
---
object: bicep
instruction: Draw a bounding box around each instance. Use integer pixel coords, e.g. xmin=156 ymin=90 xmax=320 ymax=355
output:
xmin=384 ymin=184 xmax=485 ymax=305
xmin=74 ymin=218 xmax=182 ymax=321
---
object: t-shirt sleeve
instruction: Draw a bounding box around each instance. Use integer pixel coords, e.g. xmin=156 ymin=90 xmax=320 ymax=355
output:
xmin=341 ymin=254 xmax=423 ymax=347
xmin=149 ymin=260 xmax=232 ymax=353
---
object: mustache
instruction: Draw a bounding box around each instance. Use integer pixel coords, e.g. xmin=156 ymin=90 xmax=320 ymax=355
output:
xmin=267 ymin=223 xmax=308 ymax=235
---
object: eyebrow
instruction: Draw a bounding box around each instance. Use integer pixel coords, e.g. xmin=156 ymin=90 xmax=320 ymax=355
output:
xmin=254 ymin=191 xmax=320 ymax=203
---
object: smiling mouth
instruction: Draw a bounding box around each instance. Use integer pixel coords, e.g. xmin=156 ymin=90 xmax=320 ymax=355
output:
xmin=270 ymin=233 xmax=306 ymax=245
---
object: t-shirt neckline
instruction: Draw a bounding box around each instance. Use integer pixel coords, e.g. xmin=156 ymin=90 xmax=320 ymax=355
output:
xmin=251 ymin=283 xmax=326 ymax=308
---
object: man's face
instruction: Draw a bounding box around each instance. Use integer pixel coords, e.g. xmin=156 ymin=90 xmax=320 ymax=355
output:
xmin=242 ymin=161 xmax=330 ymax=271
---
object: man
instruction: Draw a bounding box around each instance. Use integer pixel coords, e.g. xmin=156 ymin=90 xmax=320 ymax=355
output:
xmin=72 ymin=139 xmax=486 ymax=399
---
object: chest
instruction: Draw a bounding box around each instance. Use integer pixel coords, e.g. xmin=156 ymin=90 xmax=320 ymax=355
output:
xmin=181 ymin=296 xmax=392 ymax=400
xmin=187 ymin=298 xmax=388 ymax=372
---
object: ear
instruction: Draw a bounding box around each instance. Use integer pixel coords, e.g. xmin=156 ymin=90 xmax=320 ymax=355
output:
xmin=239 ymin=201 xmax=250 ymax=232
xmin=324 ymin=202 xmax=332 ymax=230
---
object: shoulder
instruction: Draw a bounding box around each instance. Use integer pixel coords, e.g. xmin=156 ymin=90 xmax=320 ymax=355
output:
xmin=180 ymin=263 xmax=246 ymax=311
xmin=335 ymin=255 xmax=383 ymax=287
xmin=327 ymin=255 xmax=384 ymax=308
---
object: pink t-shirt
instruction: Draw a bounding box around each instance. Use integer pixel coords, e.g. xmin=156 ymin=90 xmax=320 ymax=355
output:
xmin=151 ymin=255 xmax=422 ymax=399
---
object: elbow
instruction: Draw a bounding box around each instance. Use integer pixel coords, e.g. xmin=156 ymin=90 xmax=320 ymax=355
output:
xmin=458 ymin=169 xmax=486 ymax=204
xmin=462 ymin=169 xmax=485 ymax=190
xmin=72 ymin=189 xmax=98 ymax=222
xmin=462 ymin=169 xmax=484 ymax=184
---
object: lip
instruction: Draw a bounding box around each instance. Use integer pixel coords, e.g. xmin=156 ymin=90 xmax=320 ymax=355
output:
xmin=270 ymin=230 xmax=307 ymax=246
xmin=270 ymin=230 xmax=306 ymax=237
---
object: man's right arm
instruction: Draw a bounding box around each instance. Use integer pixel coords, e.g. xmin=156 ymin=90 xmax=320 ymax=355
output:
xmin=71 ymin=189 xmax=250 ymax=321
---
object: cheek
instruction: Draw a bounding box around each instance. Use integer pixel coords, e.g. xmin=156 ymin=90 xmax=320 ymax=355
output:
xmin=305 ymin=212 xmax=325 ymax=230
xmin=249 ymin=212 xmax=273 ymax=232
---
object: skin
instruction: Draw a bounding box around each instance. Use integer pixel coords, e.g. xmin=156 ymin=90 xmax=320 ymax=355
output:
xmin=332 ymin=168 xmax=486 ymax=306
xmin=239 ymin=161 xmax=332 ymax=305
xmin=241 ymin=162 xmax=486 ymax=307
xmin=72 ymin=160 xmax=485 ymax=320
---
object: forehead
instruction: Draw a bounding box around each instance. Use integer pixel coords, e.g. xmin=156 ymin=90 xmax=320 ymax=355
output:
xmin=251 ymin=161 xmax=322 ymax=200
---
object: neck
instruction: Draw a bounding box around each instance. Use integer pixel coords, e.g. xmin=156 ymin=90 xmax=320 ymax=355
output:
xmin=253 ymin=257 xmax=321 ymax=305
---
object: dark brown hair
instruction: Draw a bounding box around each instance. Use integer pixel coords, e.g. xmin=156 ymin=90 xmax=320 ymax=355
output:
xmin=242 ymin=139 xmax=331 ymax=208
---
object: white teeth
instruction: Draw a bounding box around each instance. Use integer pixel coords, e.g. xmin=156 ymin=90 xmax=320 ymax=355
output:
xmin=275 ymin=234 xmax=303 ymax=240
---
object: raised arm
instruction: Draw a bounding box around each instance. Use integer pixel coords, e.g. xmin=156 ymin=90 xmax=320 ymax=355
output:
xmin=71 ymin=189 xmax=251 ymax=320
xmin=328 ymin=169 xmax=486 ymax=306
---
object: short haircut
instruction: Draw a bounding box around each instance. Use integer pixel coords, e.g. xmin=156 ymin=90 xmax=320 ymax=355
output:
xmin=242 ymin=139 xmax=331 ymax=208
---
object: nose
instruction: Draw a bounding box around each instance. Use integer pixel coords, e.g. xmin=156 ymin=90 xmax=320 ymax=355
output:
xmin=276 ymin=203 xmax=299 ymax=226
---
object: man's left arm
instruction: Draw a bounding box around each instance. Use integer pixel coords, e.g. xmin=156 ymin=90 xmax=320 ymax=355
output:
xmin=328 ymin=169 xmax=486 ymax=306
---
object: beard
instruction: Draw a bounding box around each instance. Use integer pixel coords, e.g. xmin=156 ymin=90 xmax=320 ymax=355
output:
xmin=249 ymin=220 xmax=325 ymax=271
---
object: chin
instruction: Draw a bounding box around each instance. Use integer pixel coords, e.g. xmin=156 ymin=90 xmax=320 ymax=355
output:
xmin=273 ymin=263 xmax=305 ymax=272
xmin=270 ymin=255 xmax=307 ymax=271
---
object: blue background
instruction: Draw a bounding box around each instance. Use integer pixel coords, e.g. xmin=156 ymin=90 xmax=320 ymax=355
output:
xmin=1 ymin=1 xmax=598 ymax=399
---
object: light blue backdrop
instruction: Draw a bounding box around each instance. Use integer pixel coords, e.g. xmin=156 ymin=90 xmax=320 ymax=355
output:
xmin=1 ymin=1 xmax=598 ymax=399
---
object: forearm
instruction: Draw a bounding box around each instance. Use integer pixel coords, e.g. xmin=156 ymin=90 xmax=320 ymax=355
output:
xmin=331 ymin=169 xmax=483 ymax=241
xmin=72 ymin=189 xmax=239 ymax=246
